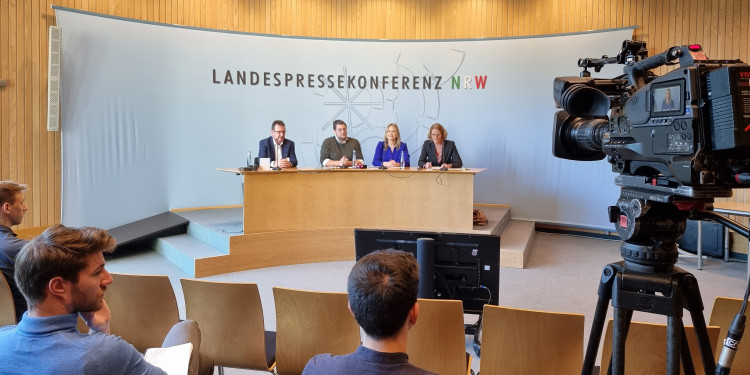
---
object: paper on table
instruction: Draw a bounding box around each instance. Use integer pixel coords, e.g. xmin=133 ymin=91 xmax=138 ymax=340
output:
xmin=144 ymin=342 xmax=193 ymax=375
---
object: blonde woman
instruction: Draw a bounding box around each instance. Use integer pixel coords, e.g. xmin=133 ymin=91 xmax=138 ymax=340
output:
xmin=372 ymin=123 xmax=410 ymax=167
xmin=418 ymin=123 xmax=462 ymax=169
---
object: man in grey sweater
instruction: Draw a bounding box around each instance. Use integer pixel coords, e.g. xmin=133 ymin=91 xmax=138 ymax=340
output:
xmin=320 ymin=119 xmax=364 ymax=167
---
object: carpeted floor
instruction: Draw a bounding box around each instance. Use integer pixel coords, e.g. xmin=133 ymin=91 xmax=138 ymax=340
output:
xmin=106 ymin=231 xmax=748 ymax=374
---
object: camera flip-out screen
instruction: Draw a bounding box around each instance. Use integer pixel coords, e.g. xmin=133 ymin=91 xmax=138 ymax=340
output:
xmin=651 ymin=80 xmax=684 ymax=117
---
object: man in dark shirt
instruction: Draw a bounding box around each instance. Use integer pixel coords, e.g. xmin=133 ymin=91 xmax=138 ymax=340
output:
xmin=258 ymin=120 xmax=298 ymax=168
xmin=303 ymin=250 xmax=436 ymax=375
xmin=319 ymin=119 xmax=364 ymax=167
xmin=0 ymin=181 xmax=29 ymax=322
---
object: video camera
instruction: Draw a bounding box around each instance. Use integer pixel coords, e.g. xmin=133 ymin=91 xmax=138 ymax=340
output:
xmin=554 ymin=42 xmax=750 ymax=375
xmin=553 ymin=40 xmax=750 ymax=202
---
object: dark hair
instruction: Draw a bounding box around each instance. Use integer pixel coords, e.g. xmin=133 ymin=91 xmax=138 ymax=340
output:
xmin=347 ymin=249 xmax=419 ymax=339
xmin=0 ymin=181 xmax=27 ymax=206
xmin=271 ymin=120 xmax=286 ymax=130
xmin=15 ymin=224 xmax=116 ymax=306
xmin=333 ymin=119 xmax=347 ymax=130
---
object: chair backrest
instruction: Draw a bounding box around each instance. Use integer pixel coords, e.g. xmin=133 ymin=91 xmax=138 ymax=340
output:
xmin=600 ymin=319 xmax=720 ymax=375
xmin=709 ymin=296 xmax=749 ymax=373
xmin=406 ymin=298 xmax=470 ymax=375
xmin=0 ymin=272 xmax=16 ymax=327
xmin=181 ymin=278 xmax=274 ymax=371
xmin=480 ymin=304 xmax=585 ymax=375
xmin=106 ymin=273 xmax=180 ymax=353
xmin=273 ymin=287 xmax=361 ymax=375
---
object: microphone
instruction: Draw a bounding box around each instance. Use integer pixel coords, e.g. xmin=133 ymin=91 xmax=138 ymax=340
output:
xmin=715 ymin=313 xmax=746 ymax=374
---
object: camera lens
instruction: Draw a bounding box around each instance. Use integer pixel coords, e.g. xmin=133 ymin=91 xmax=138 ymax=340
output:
xmin=560 ymin=84 xmax=611 ymax=118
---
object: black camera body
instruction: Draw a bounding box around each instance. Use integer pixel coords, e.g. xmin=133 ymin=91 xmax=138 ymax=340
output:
xmin=553 ymin=41 xmax=750 ymax=200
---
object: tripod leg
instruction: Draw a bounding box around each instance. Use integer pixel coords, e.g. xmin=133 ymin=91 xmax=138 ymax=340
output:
xmin=680 ymin=322 xmax=697 ymax=375
xmin=666 ymin=315 xmax=682 ymax=375
xmin=610 ymin=307 xmax=632 ymax=375
xmin=682 ymin=272 xmax=717 ymax=374
xmin=582 ymin=265 xmax=617 ymax=375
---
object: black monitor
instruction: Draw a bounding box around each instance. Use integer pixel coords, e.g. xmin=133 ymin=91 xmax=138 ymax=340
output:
xmin=354 ymin=228 xmax=500 ymax=314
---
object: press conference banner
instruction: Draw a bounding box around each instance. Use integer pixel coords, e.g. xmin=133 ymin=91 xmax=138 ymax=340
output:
xmin=55 ymin=6 xmax=633 ymax=230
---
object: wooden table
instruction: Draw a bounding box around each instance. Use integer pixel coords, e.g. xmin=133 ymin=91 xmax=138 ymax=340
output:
xmin=201 ymin=167 xmax=485 ymax=276
xmin=241 ymin=167 xmax=483 ymax=233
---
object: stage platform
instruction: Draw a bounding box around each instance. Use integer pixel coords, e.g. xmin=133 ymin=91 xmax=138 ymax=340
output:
xmin=128 ymin=204 xmax=534 ymax=277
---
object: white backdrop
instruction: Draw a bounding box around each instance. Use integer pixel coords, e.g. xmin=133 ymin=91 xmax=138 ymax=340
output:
xmin=55 ymin=7 xmax=634 ymax=230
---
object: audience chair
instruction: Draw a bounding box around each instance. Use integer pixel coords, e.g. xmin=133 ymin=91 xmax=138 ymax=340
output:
xmin=479 ymin=305 xmax=585 ymax=375
xmin=0 ymin=272 xmax=16 ymax=327
xmin=709 ymin=296 xmax=749 ymax=374
xmin=406 ymin=298 xmax=471 ymax=375
xmin=272 ymin=287 xmax=360 ymax=375
xmin=181 ymin=279 xmax=275 ymax=374
xmin=600 ymin=319 xmax=720 ymax=375
xmin=106 ymin=273 xmax=181 ymax=353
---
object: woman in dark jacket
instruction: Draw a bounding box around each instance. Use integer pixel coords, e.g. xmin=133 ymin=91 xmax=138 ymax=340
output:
xmin=418 ymin=123 xmax=462 ymax=169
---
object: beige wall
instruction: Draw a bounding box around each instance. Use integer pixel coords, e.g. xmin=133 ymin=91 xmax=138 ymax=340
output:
xmin=1 ymin=0 xmax=749 ymax=241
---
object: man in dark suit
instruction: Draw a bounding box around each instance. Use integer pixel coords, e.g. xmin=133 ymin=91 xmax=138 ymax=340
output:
xmin=258 ymin=120 xmax=298 ymax=168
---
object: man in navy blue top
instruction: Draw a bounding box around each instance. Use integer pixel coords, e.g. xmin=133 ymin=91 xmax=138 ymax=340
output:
xmin=0 ymin=224 xmax=214 ymax=375
xmin=0 ymin=181 xmax=29 ymax=322
xmin=303 ymin=250 xmax=436 ymax=375
xmin=258 ymin=120 xmax=298 ymax=168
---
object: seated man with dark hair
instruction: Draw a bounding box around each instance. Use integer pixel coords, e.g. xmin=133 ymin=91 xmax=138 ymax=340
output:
xmin=0 ymin=180 xmax=30 ymax=322
xmin=303 ymin=250 xmax=436 ymax=375
xmin=0 ymin=224 xmax=214 ymax=375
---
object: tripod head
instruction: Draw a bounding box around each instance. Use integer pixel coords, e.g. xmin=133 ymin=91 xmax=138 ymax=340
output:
xmin=608 ymin=188 xmax=711 ymax=271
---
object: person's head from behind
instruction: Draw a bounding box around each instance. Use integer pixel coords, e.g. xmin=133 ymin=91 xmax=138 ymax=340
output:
xmin=347 ymin=249 xmax=419 ymax=340
xmin=428 ymin=123 xmax=447 ymax=144
xmin=333 ymin=119 xmax=348 ymax=142
xmin=0 ymin=181 xmax=28 ymax=226
xmin=383 ymin=123 xmax=402 ymax=149
xmin=15 ymin=224 xmax=115 ymax=312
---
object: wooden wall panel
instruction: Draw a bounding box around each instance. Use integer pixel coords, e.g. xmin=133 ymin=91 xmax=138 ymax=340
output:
xmin=2 ymin=0 xmax=750 ymax=234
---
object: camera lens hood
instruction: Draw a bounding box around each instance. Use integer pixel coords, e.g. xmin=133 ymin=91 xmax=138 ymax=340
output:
xmin=560 ymin=84 xmax=610 ymax=118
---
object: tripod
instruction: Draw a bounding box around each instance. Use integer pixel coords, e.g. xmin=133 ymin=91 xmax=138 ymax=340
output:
xmin=580 ymin=196 xmax=716 ymax=375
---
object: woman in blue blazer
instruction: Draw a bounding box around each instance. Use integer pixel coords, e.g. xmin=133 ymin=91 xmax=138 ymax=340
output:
xmin=372 ymin=123 xmax=410 ymax=167
xmin=418 ymin=123 xmax=463 ymax=168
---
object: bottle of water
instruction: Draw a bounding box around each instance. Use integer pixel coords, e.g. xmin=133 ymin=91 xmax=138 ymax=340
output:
xmin=247 ymin=150 xmax=252 ymax=167
xmin=352 ymin=149 xmax=357 ymax=168
xmin=400 ymin=151 xmax=405 ymax=169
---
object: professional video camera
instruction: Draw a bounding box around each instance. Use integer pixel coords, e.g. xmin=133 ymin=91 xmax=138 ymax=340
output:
xmin=553 ymin=40 xmax=750 ymax=201
xmin=552 ymin=41 xmax=750 ymax=375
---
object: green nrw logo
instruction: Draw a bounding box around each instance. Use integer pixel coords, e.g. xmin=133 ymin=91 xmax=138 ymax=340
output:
xmin=451 ymin=75 xmax=487 ymax=89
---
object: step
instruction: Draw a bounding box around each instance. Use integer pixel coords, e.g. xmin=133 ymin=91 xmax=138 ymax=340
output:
xmin=472 ymin=204 xmax=511 ymax=235
xmin=500 ymin=219 xmax=536 ymax=269
xmin=154 ymin=234 xmax=228 ymax=277
xmin=186 ymin=221 xmax=233 ymax=254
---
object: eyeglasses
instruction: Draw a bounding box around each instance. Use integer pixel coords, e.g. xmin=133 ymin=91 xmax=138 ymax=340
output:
xmin=273 ymin=130 xmax=286 ymax=134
